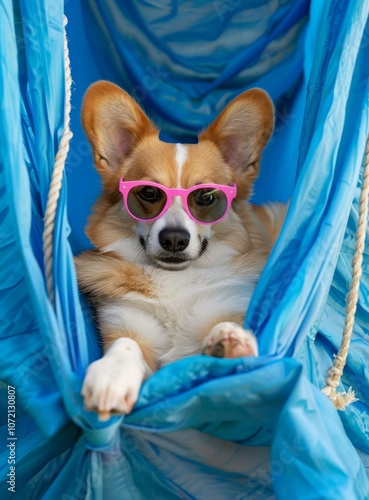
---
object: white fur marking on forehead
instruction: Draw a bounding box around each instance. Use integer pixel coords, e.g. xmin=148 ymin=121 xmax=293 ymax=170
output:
xmin=175 ymin=143 xmax=188 ymax=187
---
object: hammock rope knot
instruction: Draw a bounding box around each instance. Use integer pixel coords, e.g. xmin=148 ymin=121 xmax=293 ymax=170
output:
xmin=321 ymin=135 xmax=369 ymax=410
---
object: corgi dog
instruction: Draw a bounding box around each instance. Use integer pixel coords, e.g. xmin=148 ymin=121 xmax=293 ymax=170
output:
xmin=75 ymin=81 xmax=286 ymax=421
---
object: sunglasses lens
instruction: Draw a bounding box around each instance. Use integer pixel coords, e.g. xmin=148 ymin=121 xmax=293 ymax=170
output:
xmin=127 ymin=185 xmax=167 ymax=220
xmin=188 ymin=187 xmax=228 ymax=223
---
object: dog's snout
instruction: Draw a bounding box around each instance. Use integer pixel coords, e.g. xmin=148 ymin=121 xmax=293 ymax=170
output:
xmin=159 ymin=228 xmax=190 ymax=252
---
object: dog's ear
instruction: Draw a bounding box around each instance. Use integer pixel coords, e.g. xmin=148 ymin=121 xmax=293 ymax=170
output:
xmin=200 ymin=89 xmax=274 ymax=199
xmin=82 ymin=81 xmax=157 ymax=190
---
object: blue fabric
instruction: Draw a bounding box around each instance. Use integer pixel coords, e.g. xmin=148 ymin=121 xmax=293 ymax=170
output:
xmin=1 ymin=0 xmax=369 ymax=498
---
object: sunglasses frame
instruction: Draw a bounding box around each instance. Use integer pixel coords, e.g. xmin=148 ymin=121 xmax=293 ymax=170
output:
xmin=119 ymin=178 xmax=237 ymax=225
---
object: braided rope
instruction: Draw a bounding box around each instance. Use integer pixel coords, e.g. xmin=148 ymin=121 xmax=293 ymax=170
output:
xmin=43 ymin=16 xmax=73 ymax=306
xmin=321 ymin=134 xmax=369 ymax=410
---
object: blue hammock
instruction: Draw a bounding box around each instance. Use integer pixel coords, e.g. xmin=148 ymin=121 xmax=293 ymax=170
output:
xmin=1 ymin=0 xmax=369 ymax=498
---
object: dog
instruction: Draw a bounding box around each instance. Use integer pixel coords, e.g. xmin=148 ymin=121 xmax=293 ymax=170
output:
xmin=75 ymin=81 xmax=287 ymax=421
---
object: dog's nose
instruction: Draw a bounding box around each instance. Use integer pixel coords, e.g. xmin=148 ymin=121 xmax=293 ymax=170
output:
xmin=159 ymin=228 xmax=190 ymax=252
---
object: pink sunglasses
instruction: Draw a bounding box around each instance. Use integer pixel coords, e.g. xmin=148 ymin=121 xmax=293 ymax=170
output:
xmin=119 ymin=178 xmax=237 ymax=224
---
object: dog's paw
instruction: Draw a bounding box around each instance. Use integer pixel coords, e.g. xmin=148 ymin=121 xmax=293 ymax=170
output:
xmin=81 ymin=356 xmax=143 ymax=421
xmin=202 ymin=322 xmax=258 ymax=358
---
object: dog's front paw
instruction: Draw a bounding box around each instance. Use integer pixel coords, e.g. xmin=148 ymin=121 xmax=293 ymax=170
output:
xmin=202 ymin=322 xmax=258 ymax=358
xmin=81 ymin=356 xmax=143 ymax=421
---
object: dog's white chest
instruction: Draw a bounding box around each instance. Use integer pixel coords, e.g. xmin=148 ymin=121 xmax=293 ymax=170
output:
xmin=149 ymin=264 xmax=258 ymax=362
xmin=99 ymin=259 xmax=261 ymax=365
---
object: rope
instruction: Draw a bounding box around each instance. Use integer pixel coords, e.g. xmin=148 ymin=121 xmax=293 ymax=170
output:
xmin=43 ymin=16 xmax=73 ymax=306
xmin=321 ymin=134 xmax=369 ymax=410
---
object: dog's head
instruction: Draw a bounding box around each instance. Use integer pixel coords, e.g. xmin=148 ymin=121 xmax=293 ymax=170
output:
xmin=82 ymin=81 xmax=274 ymax=270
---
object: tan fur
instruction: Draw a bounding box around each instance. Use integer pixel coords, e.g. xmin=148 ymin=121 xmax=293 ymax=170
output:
xmin=179 ymin=141 xmax=233 ymax=187
xmin=82 ymin=81 xmax=158 ymax=193
xmin=200 ymin=89 xmax=274 ymax=199
xmin=75 ymin=250 xmax=155 ymax=299
xmin=103 ymin=328 xmax=158 ymax=372
xmin=76 ymin=81 xmax=287 ymax=418
xmin=252 ymin=202 xmax=288 ymax=245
